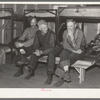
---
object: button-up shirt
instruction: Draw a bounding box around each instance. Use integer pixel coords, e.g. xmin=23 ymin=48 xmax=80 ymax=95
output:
xmin=18 ymin=26 xmax=38 ymax=47
xmin=63 ymin=28 xmax=86 ymax=51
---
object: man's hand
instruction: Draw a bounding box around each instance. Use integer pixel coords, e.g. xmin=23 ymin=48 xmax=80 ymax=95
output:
xmin=68 ymin=32 xmax=74 ymax=41
xmin=15 ymin=42 xmax=24 ymax=48
xmin=72 ymin=49 xmax=83 ymax=54
xmin=33 ymin=50 xmax=43 ymax=56
xmin=20 ymin=49 xmax=26 ymax=54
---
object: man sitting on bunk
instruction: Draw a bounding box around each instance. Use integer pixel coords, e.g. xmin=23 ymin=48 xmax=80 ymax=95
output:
xmin=85 ymin=33 xmax=100 ymax=57
xmin=13 ymin=16 xmax=38 ymax=77
xmin=24 ymin=19 xmax=57 ymax=85
xmin=53 ymin=19 xmax=86 ymax=87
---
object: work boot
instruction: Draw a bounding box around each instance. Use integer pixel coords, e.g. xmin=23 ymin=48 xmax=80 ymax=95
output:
xmin=13 ymin=66 xmax=24 ymax=77
xmin=64 ymin=71 xmax=71 ymax=83
xmin=44 ymin=75 xmax=53 ymax=85
xmin=53 ymin=77 xmax=64 ymax=87
xmin=24 ymin=70 xmax=35 ymax=80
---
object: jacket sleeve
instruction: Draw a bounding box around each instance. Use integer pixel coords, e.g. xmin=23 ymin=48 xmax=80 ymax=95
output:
xmin=72 ymin=30 xmax=84 ymax=50
xmin=18 ymin=28 xmax=35 ymax=47
xmin=33 ymin=33 xmax=39 ymax=51
xmin=42 ymin=33 xmax=56 ymax=54
xmin=23 ymin=38 xmax=34 ymax=47
xmin=63 ymin=31 xmax=74 ymax=52
xmin=18 ymin=29 xmax=28 ymax=42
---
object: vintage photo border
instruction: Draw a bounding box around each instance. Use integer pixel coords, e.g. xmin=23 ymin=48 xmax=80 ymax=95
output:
xmin=0 ymin=0 xmax=100 ymax=98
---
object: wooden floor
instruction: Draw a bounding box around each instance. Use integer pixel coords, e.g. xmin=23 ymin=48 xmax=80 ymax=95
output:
xmin=0 ymin=61 xmax=100 ymax=88
xmin=0 ymin=53 xmax=99 ymax=88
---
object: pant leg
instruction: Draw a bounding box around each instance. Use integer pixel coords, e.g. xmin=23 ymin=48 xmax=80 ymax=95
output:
xmin=70 ymin=51 xmax=85 ymax=64
xmin=16 ymin=45 xmax=34 ymax=63
xmin=64 ymin=51 xmax=85 ymax=81
xmin=59 ymin=49 xmax=71 ymax=68
xmin=23 ymin=45 xmax=34 ymax=57
xmin=55 ymin=49 xmax=71 ymax=79
xmin=28 ymin=54 xmax=39 ymax=71
xmin=15 ymin=52 xmax=22 ymax=65
xmin=47 ymin=45 xmax=63 ymax=75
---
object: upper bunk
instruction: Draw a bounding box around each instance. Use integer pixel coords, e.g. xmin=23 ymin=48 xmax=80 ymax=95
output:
xmin=58 ymin=6 xmax=100 ymax=23
xmin=24 ymin=9 xmax=57 ymax=21
xmin=0 ymin=8 xmax=24 ymax=21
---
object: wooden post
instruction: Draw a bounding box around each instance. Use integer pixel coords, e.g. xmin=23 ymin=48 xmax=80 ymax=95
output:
xmin=1 ymin=4 xmax=4 ymax=44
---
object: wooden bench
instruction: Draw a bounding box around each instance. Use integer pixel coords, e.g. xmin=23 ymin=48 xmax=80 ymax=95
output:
xmin=38 ymin=56 xmax=60 ymax=64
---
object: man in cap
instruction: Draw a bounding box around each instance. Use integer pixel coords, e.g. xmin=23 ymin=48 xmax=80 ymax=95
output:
xmin=13 ymin=16 xmax=38 ymax=77
xmin=25 ymin=19 xmax=58 ymax=85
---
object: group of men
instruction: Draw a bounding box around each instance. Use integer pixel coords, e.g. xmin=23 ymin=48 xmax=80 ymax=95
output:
xmin=13 ymin=17 xmax=86 ymax=87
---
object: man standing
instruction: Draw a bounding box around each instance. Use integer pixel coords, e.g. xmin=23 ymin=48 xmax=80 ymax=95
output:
xmin=13 ymin=17 xmax=38 ymax=77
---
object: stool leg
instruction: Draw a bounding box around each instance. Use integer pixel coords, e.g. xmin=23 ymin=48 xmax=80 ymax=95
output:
xmin=80 ymin=68 xmax=85 ymax=84
xmin=79 ymin=68 xmax=82 ymax=84
xmin=82 ymin=69 xmax=85 ymax=82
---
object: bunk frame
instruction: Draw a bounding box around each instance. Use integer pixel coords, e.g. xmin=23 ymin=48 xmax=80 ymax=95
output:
xmin=0 ymin=8 xmax=14 ymax=52
xmin=24 ymin=9 xmax=58 ymax=39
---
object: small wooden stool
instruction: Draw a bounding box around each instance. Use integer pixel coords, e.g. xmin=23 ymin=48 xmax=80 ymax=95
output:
xmin=71 ymin=60 xmax=95 ymax=84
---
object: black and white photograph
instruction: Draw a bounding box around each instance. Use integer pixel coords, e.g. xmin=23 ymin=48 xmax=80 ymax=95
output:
xmin=0 ymin=1 xmax=100 ymax=98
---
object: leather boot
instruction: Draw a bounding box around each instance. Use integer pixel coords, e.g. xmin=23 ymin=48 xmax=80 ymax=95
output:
xmin=24 ymin=70 xmax=35 ymax=80
xmin=13 ymin=65 xmax=24 ymax=77
xmin=53 ymin=77 xmax=64 ymax=87
xmin=44 ymin=75 xmax=53 ymax=85
xmin=64 ymin=71 xmax=71 ymax=83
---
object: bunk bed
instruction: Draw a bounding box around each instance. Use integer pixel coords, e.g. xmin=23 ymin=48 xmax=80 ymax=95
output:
xmin=24 ymin=9 xmax=58 ymax=63
xmin=58 ymin=6 xmax=100 ymax=83
xmin=24 ymin=9 xmax=57 ymax=33
xmin=0 ymin=8 xmax=25 ymax=64
xmin=58 ymin=6 xmax=100 ymax=56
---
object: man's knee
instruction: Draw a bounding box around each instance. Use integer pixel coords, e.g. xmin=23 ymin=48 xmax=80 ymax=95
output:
xmin=47 ymin=53 xmax=55 ymax=61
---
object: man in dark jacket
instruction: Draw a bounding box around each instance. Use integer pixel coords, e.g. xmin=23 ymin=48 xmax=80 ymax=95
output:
xmin=25 ymin=19 xmax=61 ymax=85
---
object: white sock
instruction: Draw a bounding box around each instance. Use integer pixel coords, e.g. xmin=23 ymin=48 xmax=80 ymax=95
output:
xmin=63 ymin=65 xmax=69 ymax=72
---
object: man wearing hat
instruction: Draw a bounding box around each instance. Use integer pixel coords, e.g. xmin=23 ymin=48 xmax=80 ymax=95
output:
xmin=25 ymin=19 xmax=58 ymax=85
xmin=13 ymin=17 xmax=38 ymax=77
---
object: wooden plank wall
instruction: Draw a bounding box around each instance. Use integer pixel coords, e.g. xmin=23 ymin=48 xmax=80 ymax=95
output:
xmin=0 ymin=4 xmax=99 ymax=44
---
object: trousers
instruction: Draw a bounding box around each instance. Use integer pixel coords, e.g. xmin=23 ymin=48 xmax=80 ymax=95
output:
xmin=15 ymin=45 xmax=34 ymax=65
xmin=28 ymin=45 xmax=63 ymax=75
xmin=55 ymin=48 xmax=85 ymax=80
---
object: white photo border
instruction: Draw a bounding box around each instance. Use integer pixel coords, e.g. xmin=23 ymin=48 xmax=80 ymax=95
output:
xmin=0 ymin=1 xmax=100 ymax=98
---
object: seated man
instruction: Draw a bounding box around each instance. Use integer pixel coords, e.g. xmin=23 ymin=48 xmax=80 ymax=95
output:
xmin=54 ymin=19 xmax=86 ymax=87
xmin=25 ymin=19 xmax=61 ymax=85
xmin=13 ymin=16 xmax=38 ymax=77
xmin=86 ymin=33 xmax=100 ymax=57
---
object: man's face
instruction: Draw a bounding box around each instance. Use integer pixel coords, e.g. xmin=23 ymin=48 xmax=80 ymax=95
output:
xmin=67 ymin=21 xmax=75 ymax=32
xmin=30 ymin=18 xmax=37 ymax=27
xmin=40 ymin=24 xmax=48 ymax=35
